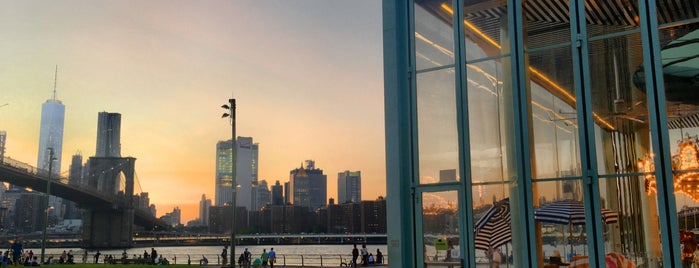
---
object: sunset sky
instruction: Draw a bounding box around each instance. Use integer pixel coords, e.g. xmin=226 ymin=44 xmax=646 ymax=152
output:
xmin=0 ymin=1 xmax=385 ymax=223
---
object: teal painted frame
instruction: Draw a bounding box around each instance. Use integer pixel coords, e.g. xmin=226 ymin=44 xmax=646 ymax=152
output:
xmin=640 ymin=0 xmax=681 ymax=266
xmin=382 ymin=0 xmax=416 ymax=267
xmin=383 ymin=0 xmax=686 ymax=267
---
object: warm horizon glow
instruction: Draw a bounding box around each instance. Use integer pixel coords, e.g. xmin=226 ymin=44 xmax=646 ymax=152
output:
xmin=0 ymin=1 xmax=386 ymax=223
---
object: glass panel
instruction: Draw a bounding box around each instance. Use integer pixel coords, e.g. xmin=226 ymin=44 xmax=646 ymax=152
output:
xmin=422 ymin=190 xmax=461 ymax=267
xmin=528 ymin=45 xmax=581 ymax=179
xmin=415 ymin=1 xmax=455 ymax=71
xmin=472 ymin=183 xmax=513 ymax=267
xmin=588 ymin=33 xmax=648 ymax=176
xmin=599 ymin=176 xmax=655 ymax=267
xmin=463 ymin=0 xmax=509 ymax=61
xmin=655 ymin=8 xmax=699 ymax=264
xmin=467 ymin=58 xmax=516 ymax=184
xmin=417 ymin=68 xmax=459 ymax=184
xmin=533 ymin=180 xmax=585 ymax=264
xmin=524 ymin=0 xmax=571 ymax=49
xmin=586 ymin=0 xmax=640 ymax=37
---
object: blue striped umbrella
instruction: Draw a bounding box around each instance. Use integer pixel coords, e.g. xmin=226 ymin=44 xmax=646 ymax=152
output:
xmin=474 ymin=198 xmax=511 ymax=250
xmin=534 ymin=200 xmax=619 ymax=225
xmin=534 ymin=200 xmax=619 ymax=256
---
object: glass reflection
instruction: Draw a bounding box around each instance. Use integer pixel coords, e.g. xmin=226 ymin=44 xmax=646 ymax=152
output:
xmin=417 ymin=69 xmax=459 ymax=184
xmin=422 ymin=191 xmax=461 ymax=267
xmin=415 ymin=1 xmax=455 ymax=71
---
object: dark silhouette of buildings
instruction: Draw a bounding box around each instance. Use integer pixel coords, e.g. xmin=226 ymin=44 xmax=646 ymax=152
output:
xmin=207 ymin=197 xmax=387 ymax=234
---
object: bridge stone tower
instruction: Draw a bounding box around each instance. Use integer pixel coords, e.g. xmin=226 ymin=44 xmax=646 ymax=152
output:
xmin=83 ymin=156 xmax=136 ymax=248
xmin=82 ymin=112 xmax=136 ymax=248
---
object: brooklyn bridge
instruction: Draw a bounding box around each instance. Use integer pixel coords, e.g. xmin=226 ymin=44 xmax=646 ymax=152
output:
xmin=0 ymin=155 xmax=171 ymax=248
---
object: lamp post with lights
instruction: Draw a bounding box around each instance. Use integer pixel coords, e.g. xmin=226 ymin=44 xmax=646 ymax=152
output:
xmin=41 ymin=147 xmax=56 ymax=263
xmin=221 ymin=99 xmax=236 ymax=268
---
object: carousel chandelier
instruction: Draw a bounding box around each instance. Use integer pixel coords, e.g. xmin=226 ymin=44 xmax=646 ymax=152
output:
xmin=640 ymin=136 xmax=699 ymax=201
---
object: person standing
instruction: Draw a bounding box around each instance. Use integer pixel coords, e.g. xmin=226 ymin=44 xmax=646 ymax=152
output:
xmin=150 ymin=248 xmax=158 ymax=265
xmin=260 ymin=249 xmax=268 ymax=267
xmin=93 ymin=251 xmax=101 ymax=264
xmin=10 ymin=241 xmax=21 ymax=266
xmin=221 ymin=246 xmax=228 ymax=266
xmin=268 ymin=248 xmax=276 ymax=268
xmin=376 ymin=249 xmax=383 ymax=265
xmin=351 ymin=244 xmax=359 ymax=267
xmin=360 ymin=244 xmax=369 ymax=267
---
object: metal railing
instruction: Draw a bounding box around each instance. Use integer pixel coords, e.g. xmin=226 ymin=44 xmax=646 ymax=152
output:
xmin=169 ymin=253 xmax=388 ymax=267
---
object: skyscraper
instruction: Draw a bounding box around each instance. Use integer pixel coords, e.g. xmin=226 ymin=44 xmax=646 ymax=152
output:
xmin=215 ymin=137 xmax=259 ymax=209
xmin=95 ymin=112 xmax=121 ymax=157
xmin=199 ymin=194 xmax=211 ymax=226
xmin=289 ymin=160 xmax=327 ymax=211
xmin=68 ymin=152 xmax=83 ymax=186
xmin=271 ymin=180 xmax=284 ymax=206
xmin=338 ymin=170 xmax=361 ymax=204
xmin=37 ymin=86 xmax=65 ymax=174
xmin=0 ymin=131 xmax=6 ymax=163
xmin=36 ymin=74 xmax=65 ymax=219
xmin=255 ymin=180 xmax=271 ymax=210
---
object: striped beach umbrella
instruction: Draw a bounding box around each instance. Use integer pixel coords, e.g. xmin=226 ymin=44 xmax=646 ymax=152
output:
xmin=474 ymin=198 xmax=511 ymax=250
xmin=534 ymin=200 xmax=618 ymax=225
xmin=535 ymin=199 xmax=619 ymax=258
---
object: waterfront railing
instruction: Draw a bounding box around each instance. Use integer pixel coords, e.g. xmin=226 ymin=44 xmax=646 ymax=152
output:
xmin=73 ymin=253 xmax=388 ymax=267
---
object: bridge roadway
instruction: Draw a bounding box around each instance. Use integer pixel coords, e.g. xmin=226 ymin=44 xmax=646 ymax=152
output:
xmin=0 ymin=156 xmax=170 ymax=230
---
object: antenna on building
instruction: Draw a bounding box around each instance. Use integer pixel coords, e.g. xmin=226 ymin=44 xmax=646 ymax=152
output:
xmin=52 ymin=65 xmax=58 ymax=100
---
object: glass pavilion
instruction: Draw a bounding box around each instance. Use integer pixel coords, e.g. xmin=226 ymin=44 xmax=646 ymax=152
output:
xmin=383 ymin=0 xmax=699 ymax=267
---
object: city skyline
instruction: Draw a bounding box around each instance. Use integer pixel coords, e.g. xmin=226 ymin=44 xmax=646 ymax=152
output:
xmin=0 ymin=1 xmax=385 ymax=223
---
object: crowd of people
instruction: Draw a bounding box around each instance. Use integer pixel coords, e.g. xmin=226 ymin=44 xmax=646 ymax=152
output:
xmin=221 ymin=246 xmax=276 ymax=268
xmin=351 ymin=243 xmax=383 ymax=267
xmin=0 ymin=241 xmax=383 ymax=267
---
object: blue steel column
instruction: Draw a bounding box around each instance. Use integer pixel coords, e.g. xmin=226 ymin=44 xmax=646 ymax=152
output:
xmin=639 ymin=0 xmax=681 ymax=266
xmin=451 ymin=0 xmax=473 ymax=267
xmin=570 ymin=0 xmax=607 ymax=266
xmin=382 ymin=0 xmax=415 ymax=267
xmin=508 ymin=0 xmax=540 ymax=266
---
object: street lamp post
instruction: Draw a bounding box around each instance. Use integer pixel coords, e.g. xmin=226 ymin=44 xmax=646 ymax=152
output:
xmin=221 ymin=99 xmax=237 ymax=268
xmin=41 ymin=147 xmax=56 ymax=264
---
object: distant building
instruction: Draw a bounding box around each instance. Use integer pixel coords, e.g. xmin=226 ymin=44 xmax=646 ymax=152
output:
xmin=338 ymin=170 xmax=361 ymax=204
xmin=289 ymin=160 xmax=327 ymax=211
xmin=37 ymin=86 xmax=66 ymax=220
xmin=215 ymin=137 xmax=259 ymax=210
xmin=199 ymin=194 xmax=211 ymax=226
xmin=255 ymin=180 xmax=271 ymax=210
xmin=271 ymin=181 xmax=284 ymax=206
xmin=209 ymin=205 xmax=247 ymax=234
xmin=135 ymin=192 xmax=151 ymax=211
xmin=95 ymin=112 xmax=121 ymax=157
xmin=0 ymin=131 xmax=6 ymax=163
xmin=68 ymin=152 xmax=83 ymax=186
xmin=284 ymin=182 xmax=290 ymax=205
xmin=360 ymin=197 xmax=387 ymax=233
xmin=64 ymin=152 xmax=83 ymax=220
xmin=160 ymin=207 xmax=181 ymax=227
xmin=14 ymin=192 xmax=48 ymax=233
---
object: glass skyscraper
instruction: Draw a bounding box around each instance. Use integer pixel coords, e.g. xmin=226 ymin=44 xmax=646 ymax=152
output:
xmin=289 ymin=160 xmax=327 ymax=211
xmin=37 ymin=89 xmax=65 ymax=219
xmin=37 ymin=93 xmax=65 ymax=173
xmin=215 ymin=136 xmax=259 ymax=209
xmin=338 ymin=170 xmax=361 ymax=204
